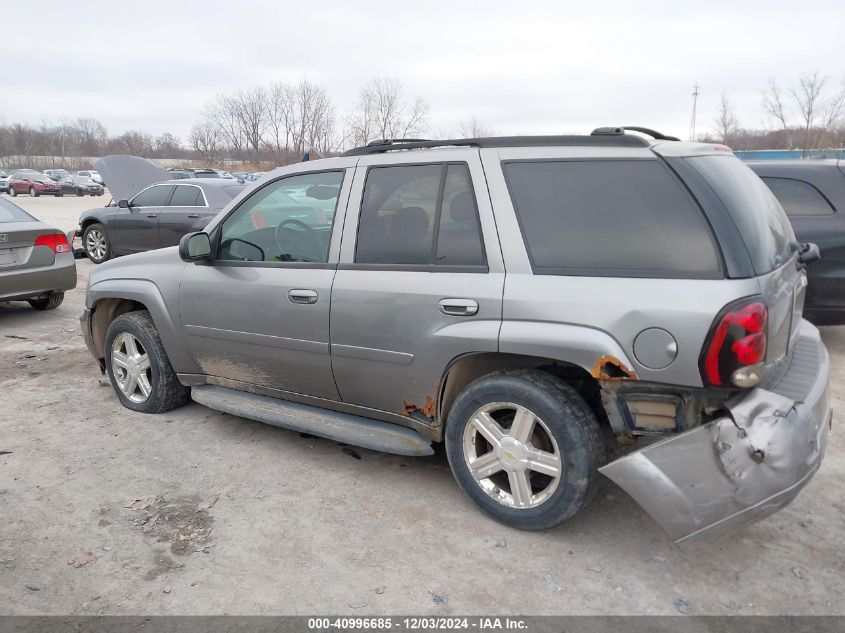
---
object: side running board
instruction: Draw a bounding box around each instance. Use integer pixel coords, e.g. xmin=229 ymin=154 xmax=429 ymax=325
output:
xmin=191 ymin=385 xmax=434 ymax=457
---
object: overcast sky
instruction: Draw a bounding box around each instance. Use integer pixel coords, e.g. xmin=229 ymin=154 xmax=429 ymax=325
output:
xmin=2 ymin=0 xmax=843 ymax=143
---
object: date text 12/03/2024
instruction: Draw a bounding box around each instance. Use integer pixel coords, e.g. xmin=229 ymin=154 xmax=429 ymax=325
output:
xmin=307 ymin=617 xmax=528 ymax=630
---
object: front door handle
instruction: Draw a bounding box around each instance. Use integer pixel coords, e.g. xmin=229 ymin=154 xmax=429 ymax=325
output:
xmin=187 ymin=214 xmax=200 ymax=218
xmin=439 ymin=298 xmax=478 ymax=316
xmin=289 ymin=289 xmax=318 ymax=305
xmin=146 ymin=214 xmax=158 ymax=218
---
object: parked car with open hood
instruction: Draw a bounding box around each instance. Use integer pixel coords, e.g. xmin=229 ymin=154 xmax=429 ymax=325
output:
xmin=80 ymin=129 xmax=830 ymax=546
xmin=7 ymin=173 xmax=62 ymax=197
xmin=0 ymin=196 xmax=76 ymax=309
xmin=748 ymin=159 xmax=845 ymax=325
xmin=74 ymin=155 xmax=245 ymax=263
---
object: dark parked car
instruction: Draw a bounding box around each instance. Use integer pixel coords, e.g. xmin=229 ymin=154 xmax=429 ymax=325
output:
xmin=0 ymin=196 xmax=76 ymax=309
xmin=748 ymin=159 xmax=845 ymax=324
xmin=7 ymin=173 xmax=62 ymax=197
xmin=74 ymin=155 xmax=245 ymax=263
xmin=59 ymin=175 xmax=105 ymax=197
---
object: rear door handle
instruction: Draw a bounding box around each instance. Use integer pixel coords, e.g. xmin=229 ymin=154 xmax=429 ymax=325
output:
xmin=439 ymin=298 xmax=478 ymax=316
xmin=187 ymin=214 xmax=200 ymax=218
xmin=146 ymin=214 xmax=158 ymax=218
xmin=288 ymin=289 xmax=318 ymax=304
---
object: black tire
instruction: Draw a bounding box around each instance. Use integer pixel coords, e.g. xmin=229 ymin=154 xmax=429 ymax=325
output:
xmin=27 ymin=292 xmax=64 ymax=311
xmin=57 ymin=192 xmax=63 ymax=197
xmin=9 ymin=187 xmax=16 ymax=197
xmin=445 ymin=369 xmax=604 ymax=531
xmin=82 ymin=222 xmax=112 ymax=264
xmin=104 ymin=311 xmax=189 ymax=414
xmin=30 ymin=187 xmax=38 ymax=197
xmin=76 ymin=188 xmax=84 ymax=197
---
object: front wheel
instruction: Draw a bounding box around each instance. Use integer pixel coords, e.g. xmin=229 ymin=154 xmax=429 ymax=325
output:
xmin=76 ymin=188 xmax=84 ymax=197
xmin=30 ymin=187 xmax=38 ymax=197
xmin=104 ymin=311 xmax=189 ymax=414
xmin=445 ymin=369 xmax=604 ymax=531
xmin=9 ymin=187 xmax=16 ymax=197
xmin=82 ymin=223 xmax=111 ymax=263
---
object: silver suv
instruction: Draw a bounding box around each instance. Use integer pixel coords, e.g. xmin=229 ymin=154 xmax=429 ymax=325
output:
xmin=80 ymin=129 xmax=831 ymax=545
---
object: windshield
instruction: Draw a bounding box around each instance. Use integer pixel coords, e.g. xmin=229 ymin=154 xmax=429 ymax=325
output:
xmin=0 ymin=198 xmax=36 ymax=222
xmin=686 ymin=154 xmax=795 ymax=274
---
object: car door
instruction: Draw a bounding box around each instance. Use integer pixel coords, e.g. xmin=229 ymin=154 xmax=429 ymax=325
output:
xmin=158 ymin=184 xmax=214 ymax=248
xmin=330 ymin=150 xmax=505 ymax=418
xmin=178 ymin=162 xmax=354 ymax=399
xmin=113 ymin=184 xmax=174 ymax=253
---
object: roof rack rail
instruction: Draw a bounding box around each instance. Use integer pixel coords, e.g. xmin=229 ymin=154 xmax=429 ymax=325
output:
xmin=342 ymin=133 xmax=650 ymax=156
xmin=366 ymin=138 xmax=432 ymax=147
xmin=621 ymin=126 xmax=680 ymax=141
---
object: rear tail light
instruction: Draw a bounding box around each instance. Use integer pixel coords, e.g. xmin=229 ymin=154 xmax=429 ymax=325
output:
xmin=701 ymin=299 xmax=767 ymax=388
xmin=34 ymin=233 xmax=71 ymax=254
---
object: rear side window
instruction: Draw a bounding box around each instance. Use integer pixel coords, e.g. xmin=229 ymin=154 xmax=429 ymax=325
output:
xmin=761 ymin=177 xmax=835 ymax=216
xmin=687 ymin=155 xmax=794 ymax=274
xmin=132 ymin=185 xmax=175 ymax=207
xmin=356 ymin=163 xmax=485 ymax=267
xmin=503 ymin=160 xmax=721 ymax=276
xmin=0 ymin=198 xmax=35 ymax=222
xmin=169 ymin=185 xmax=204 ymax=207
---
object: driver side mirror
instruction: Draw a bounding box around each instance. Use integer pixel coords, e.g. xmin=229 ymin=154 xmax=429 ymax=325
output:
xmin=179 ymin=232 xmax=212 ymax=262
xmin=118 ymin=199 xmax=129 ymax=209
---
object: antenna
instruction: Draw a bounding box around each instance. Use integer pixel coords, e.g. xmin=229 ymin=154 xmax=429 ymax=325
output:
xmin=689 ymin=83 xmax=700 ymax=141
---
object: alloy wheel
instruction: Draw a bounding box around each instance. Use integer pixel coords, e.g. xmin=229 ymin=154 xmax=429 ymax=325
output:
xmin=111 ymin=332 xmax=152 ymax=404
xmin=85 ymin=229 xmax=107 ymax=261
xmin=462 ymin=402 xmax=563 ymax=509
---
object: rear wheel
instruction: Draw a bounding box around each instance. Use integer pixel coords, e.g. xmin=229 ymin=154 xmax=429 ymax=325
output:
xmin=28 ymin=292 xmax=64 ymax=311
xmin=104 ymin=311 xmax=189 ymax=414
xmin=445 ymin=369 xmax=604 ymax=531
xmin=83 ymin=223 xmax=111 ymax=263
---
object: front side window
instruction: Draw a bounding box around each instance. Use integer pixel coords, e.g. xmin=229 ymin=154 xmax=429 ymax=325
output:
xmin=217 ymin=170 xmax=343 ymax=263
xmin=504 ymin=159 xmax=721 ymax=276
xmin=355 ymin=163 xmax=485 ymax=267
xmin=761 ymin=177 xmax=835 ymax=216
xmin=131 ymin=185 xmax=175 ymax=207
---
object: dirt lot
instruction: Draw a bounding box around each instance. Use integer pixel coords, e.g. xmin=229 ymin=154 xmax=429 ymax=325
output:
xmin=1 ymin=194 xmax=843 ymax=616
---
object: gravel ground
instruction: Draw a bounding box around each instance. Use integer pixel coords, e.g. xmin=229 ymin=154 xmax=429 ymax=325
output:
xmin=0 ymin=194 xmax=843 ymax=615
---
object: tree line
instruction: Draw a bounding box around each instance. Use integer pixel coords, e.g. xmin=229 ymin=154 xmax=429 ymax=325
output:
xmin=708 ymin=72 xmax=845 ymax=153
xmin=2 ymin=72 xmax=844 ymax=170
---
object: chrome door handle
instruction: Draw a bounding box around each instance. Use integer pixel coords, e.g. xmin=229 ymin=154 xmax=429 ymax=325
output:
xmin=146 ymin=214 xmax=158 ymax=218
xmin=187 ymin=214 xmax=200 ymax=218
xmin=289 ymin=289 xmax=318 ymax=304
xmin=439 ymin=298 xmax=478 ymax=316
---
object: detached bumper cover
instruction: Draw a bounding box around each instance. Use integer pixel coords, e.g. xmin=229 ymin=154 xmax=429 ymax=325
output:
xmin=601 ymin=320 xmax=831 ymax=546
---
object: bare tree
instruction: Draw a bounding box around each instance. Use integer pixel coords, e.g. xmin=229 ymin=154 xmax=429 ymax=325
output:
xmin=790 ymin=72 xmax=828 ymax=156
xmin=204 ymin=94 xmax=244 ymax=155
xmin=713 ymin=92 xmax=740 ymax=146
xmin=117 ymin=130 xmax=154 ymax=156
xmin=232 ymin=87 xmax=268 ymax=157
xmin=762 ymin=78 xmax=793 ymax=149
xmin=154 ymin=132 xmax=182 ymax=158
xmin=189 ymin=121 xmax=222 ymax=163
xmin=459 ymin=117 xmax=496 ymax=138
xmin=73 ymin=117 xmax=108 ymax=156
xmin=820 ymin=80 xmax=845 ymax=137
xmin=266 ymin=82 xmax=296 ymax=155
xmin=346 ymin=77 xmax=429 ymax=146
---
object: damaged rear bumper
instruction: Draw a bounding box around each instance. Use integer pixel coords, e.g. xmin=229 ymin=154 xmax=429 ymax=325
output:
xmin=600 ymin=320 xmax=831 ymax=547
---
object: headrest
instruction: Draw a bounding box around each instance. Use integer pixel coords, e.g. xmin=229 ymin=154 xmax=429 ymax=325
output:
xmin=449 ymin=192 xmax=475 ymax=223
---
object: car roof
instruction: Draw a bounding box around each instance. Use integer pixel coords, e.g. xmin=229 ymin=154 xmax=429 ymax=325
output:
xmin=160 ymin=178 xmax=243 ymax=188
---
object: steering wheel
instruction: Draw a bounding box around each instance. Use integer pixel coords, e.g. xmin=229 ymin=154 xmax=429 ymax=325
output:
xmin=274 ymin=218 xmax=322 ymax=261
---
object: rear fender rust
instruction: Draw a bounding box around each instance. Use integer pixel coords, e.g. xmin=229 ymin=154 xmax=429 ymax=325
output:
xmin=592 ymin=354 xmax=637 ymax=381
